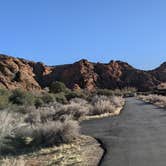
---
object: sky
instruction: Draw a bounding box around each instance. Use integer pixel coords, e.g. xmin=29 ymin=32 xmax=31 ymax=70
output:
xmin=0 ymin=0 xmax=166 ymax=70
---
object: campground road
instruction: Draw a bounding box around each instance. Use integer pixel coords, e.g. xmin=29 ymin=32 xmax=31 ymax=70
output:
xmin=81 ymin=98 xmax=166 ymax=166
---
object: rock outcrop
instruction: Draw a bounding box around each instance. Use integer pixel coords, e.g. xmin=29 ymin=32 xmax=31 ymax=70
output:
xmin=0 ymin=54 xmax=165 ymax=91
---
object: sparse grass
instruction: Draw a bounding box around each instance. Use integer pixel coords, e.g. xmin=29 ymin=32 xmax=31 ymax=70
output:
xmin=138 ymin=94 xmax=166 ymax=108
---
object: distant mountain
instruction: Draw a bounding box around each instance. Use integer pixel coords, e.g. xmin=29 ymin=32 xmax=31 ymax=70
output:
xmin=0 ymin=54 xmax=165 ymax=91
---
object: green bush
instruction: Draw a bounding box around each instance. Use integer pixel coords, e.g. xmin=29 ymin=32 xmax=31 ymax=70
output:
xmin=49 ymin=81 xmax=68 ymax=93
xmin=34 ymin=97 xmax=44 ymax=108
xmin=0 ymin=89 xmax=10 ymax=109
xmin=41 ymin=93 xmax=54 ymax=104
xmin=96 ymin=89 xmax=114 ymax=96
xmin=96 ymin=87 xmax=137 ymax=97
xmin=9 ymin=89 xmax=34 ymax=106
xmin=54 ymin=92 xmax=68 ymax=104
xmin=65 ymin=91 xmax=82 ymax=100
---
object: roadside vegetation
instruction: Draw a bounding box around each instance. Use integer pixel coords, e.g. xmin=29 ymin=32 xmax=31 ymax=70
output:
xmin=138 ymin=95 xmax=166 ymax=109
xmin=96 ymin=87 xmax=137 ymax=97
xmin=0 ymin=82 xmax=126 ymax=165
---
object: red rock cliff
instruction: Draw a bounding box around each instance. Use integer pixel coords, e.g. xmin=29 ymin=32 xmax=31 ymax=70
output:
xmin=0 ymin=54 xmax=165 ymax=91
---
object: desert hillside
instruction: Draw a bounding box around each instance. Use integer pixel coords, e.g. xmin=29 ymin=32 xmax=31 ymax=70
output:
xmin=0 ymin=54 xmax=165 ymax=91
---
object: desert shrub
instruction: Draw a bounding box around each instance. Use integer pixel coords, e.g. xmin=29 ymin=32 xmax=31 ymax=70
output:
xmin=111 ymin=96 xmax=124 ymax=107
xmin=41 ymin=93 xmax=54 ymax=104
xmin=65 ymin=90 xmax=86 ymax=101
xmin=70 ymin=98 xmax=88 ymax=105
xmin=0 ymin=110 xmax=24 ymax=154
xmin=29 ymin=98 xmax=90 ymax=122
xmin=9 ymin=89 xmax=34 ymax=106
xmin=92 ymin=99 xmax=115 ymax=115
xmin=1 ymin=158 xmax=27 ymax=166
xmin=11 ymin=119 xmax=80 ymax=148
xmin=49 ymin=81 xmax=68 ymax=93
xmin=54 ymin=92 xmax=68 ymax=104
xmin=0 ymin=111 xmax=13 ymax=153
xmin=0 ymin=105 xmax=80 ymax=154
xmin=0 ymin=89 xmax=10 ymax=109
xmin=96 ymin=87 xmax=137 ymax=97
xmin=139 ymin=95 xmax=166 ymax=108
xmin=122 ymin=87 xmax=137 ymax=97
xmin=91 ymin=95 xmax=114 ymax=115
xmin=10 ymin=105 xmax=36 ymax=114
xmin=24 ymin=106 xmax=56 ymax=124
xmin=113 ymin=89 xmax=127 ymax=96
xmin=90 ymin=95 xmax=124 ymax=115
xmin=34 ymin=97 xmax=44 ymax=108
xmin=91 ymin=95 xmax=108 ymax=104
xmin=63 ymin=103 xmax=90 ymax=120
xmin=60 ymin=119 xmax=80 ymax=143
xmin=96 ymin=89 xmax=114 ymax=96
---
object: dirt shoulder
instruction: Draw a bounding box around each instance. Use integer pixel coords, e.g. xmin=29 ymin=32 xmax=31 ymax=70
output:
xmin=83 ymin=106 xmax=124 ymax=121
xmin=1 ymin=135 xmax=103 ymax=166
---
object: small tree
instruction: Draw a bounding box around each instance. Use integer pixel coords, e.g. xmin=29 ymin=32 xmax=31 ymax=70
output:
xmin=41 ymin=93 xmax=54 ymax=104
xmin=9 ymin=89 xmax=34 ymax=105
xmin=50 ymin=81 xmax=68 ymax=93
xmin=34 ymin=98 xmax=44 ymax=108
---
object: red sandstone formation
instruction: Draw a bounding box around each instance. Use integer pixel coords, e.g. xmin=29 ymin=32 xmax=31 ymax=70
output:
xmin=0 ymin=54 xmax=165 ymax=92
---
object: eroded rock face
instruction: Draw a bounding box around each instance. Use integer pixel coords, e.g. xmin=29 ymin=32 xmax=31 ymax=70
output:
xmin=0 ymin=54 xmax=165 ymax=91
xmin=149 ymin=62 xmax=166 ymax=82
xmin=0 ymin=55 xmax=41 ymax=90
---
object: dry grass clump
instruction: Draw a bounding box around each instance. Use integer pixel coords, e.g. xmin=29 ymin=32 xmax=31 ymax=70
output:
xmin=0 ymin=111 xmax=14 ymax=153
xmin=0 ymin=158 xmax=27 ymax=166
xmin=111 ymin=96 xmax=124 ymax=107
xmin=13 ymin=119 xmax=80 ymax=148
xmin=0 ymin=105 xmax=80 ymax=155
xmin=63 ymin=103 xmax=89 ymax=120
xmin=139 ymin=95 xmax=166 ymax=108
xmin=24 ymin=99 xmax=90 ymax=123
xmin=91 ymin=95 xmax=124 ymax=115
xmin=0 ymin=110 xmax=25 ymax=154
xmin=70 ymin=98 xmax=88 ymax=105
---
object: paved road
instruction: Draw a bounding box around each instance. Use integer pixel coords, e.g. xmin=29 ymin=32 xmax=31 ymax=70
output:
xmin=81 ymin=98 xmax=166 ymax=166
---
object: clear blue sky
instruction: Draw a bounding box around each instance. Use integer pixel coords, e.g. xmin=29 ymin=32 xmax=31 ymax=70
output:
xmin=0 ymin=0 xmax=165 ymax=69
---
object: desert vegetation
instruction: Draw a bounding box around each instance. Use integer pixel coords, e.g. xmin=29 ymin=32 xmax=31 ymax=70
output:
xmin=0 ymin=83 xmax=125 ymax=165
xmin=96 ymin=87 xmax=137 ymax=97
xmin=138 ymin=95 xmax=166 ymax=108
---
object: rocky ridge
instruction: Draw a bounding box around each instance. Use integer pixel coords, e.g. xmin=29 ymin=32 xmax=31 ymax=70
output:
xmin=0 ymin=54 xmax=165 ymax=91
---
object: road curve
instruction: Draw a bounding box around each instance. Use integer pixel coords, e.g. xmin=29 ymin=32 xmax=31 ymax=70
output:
xmin=81 ymin=98 xmax=166 ymax=166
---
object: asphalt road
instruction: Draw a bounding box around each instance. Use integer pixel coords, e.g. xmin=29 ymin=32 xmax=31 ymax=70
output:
xmin=81 ymin=97 xmax=166 ymax=166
